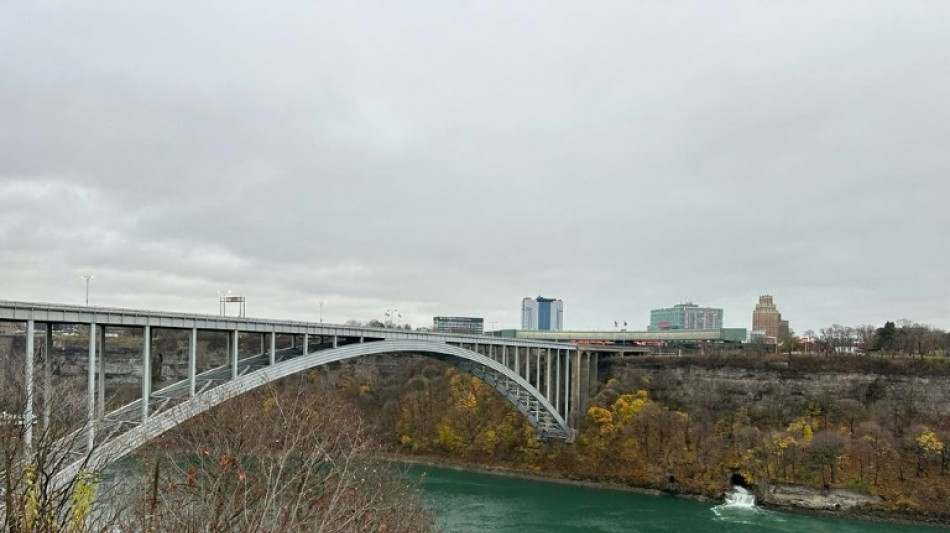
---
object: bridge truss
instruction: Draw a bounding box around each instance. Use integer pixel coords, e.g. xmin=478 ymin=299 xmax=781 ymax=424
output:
xmin=0 ymin=301 xmax=579 ymax=485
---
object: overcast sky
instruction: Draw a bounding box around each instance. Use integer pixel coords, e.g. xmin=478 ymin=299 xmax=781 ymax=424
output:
xmin=1 ymin=1 xmax=948 ymax=333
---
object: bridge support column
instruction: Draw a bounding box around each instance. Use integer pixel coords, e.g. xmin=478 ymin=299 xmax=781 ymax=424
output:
xmin=555 ymin=349 xmax=561 ymax=415
xmin=569 ymin=350 xmax=598 ymax=431
xmin=564 ymin=351 xmax=571 ymax=424
xmin=44 ymin=323 xmax=52 ymax=430
xmin=525 ymin=348 xmax=530 ymax=384
xmin=588 ymin=353 xmax=599 ymax=401
xmin=87 ymin=321 xmax=97 ymax=449
xmin=188 ymin=327 xmax=197 ymax=397
xmin=571 ymin=350 xmax=585 ymax=429
xmin=514 ymin=347 xmax=520 ymax=379
xmin=502 ymin=345 xmax=508 ymax=368
xmin=141 ymin=325 xmax=150 ymax=423
xmin=24 ymin=319 xmax=34 ymax=449
xmin=535 ymin=349 xmax=540 ymax=391
xmin=333 ymin=335 xmax=338 ymax=348
xmin=303 ymin=333 xmax=309 ymax=356
xmin=98 ymin=325 xmax=105 ymax=420
xmin=231 ymin=330 xmax=239 ymax=380
xmin=545 ymin=348 xmax=552 ymax=402
xmin=269 ymin=330 xmax=276 ymax=366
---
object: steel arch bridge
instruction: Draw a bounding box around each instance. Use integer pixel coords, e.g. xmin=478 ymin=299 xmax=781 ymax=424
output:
xmin=0 ymin=301 xmax=580 ymax=488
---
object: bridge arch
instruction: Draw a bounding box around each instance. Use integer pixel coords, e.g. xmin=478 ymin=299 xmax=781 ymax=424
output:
xmin=55 ymin=340 xmax=571 ymax=486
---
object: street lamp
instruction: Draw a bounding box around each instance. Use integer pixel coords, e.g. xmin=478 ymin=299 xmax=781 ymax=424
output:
xmin=81 ymin=274 xmax=94 ymax=306
xmin=318 ymin=301 xmax=326 ymax=323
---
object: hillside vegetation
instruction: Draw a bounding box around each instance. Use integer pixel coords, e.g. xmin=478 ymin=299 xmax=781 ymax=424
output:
xmin=325 ymin=353 xmax=950 ymax=522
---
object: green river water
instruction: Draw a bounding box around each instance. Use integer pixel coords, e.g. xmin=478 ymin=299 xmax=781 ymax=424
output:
xmin=411 ymin=465 xmax=946 ymax=533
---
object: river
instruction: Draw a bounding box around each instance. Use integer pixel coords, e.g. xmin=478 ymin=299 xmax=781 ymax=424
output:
xmin=411 ymin=465 xmax=944 ymax=533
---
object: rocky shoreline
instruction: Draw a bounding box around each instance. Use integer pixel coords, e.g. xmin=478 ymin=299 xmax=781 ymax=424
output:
xmin=388 ymin=453 xmax=950 ymax=529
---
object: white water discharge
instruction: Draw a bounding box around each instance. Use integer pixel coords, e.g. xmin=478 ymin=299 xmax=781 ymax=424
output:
xmin=711 ymin=486 xmax=771 ymax=525
xmin=723 ymin=486 xmax=756 ymax=508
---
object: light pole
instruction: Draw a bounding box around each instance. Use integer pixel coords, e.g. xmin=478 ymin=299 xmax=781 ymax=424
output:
xmin=318 ymin=301 xmax=326 ymax=323
xmin=218 ymin=290 xmax=231 ymax=316
xmin=385 ymin=309 xmax=400 ymax=328
xmin=81 ymin=274 xmax=94 ymax=306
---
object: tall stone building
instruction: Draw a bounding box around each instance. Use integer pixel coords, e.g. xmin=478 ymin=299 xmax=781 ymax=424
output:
xmin=751 ymin=295 xmax=789 ymax=344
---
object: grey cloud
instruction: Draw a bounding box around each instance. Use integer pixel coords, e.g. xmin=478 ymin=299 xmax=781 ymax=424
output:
xmin=1 ymin=1 xmax=948 ymax=332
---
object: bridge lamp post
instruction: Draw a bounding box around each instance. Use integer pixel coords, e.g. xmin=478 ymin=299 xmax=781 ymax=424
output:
xmin=218 ymin=290 xmax=230 ymax=316
xmin=318 ymin=301 xmax=326 ymax=323
xmin=81 ymin=274 xmax=94 ymax=306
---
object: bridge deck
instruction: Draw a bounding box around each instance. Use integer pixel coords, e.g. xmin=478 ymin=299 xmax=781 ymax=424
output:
xmin=0 ymin=300 xmax=571 ymax=350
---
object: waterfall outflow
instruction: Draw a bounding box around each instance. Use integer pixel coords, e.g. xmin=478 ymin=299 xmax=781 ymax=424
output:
xmin=723 ymin=486 xmax=756 ymax=509
xmin=712 ymin=486 xmax=759 ymax=520
xmin=712 ymin=486 xmax=782 ymax=526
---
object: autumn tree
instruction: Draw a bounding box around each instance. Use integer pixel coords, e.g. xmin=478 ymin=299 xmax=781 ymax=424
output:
xmin=122 ymin=379 xmax=434 ymax=533
xmin=807 ymin=430 xmax=848 ymax=485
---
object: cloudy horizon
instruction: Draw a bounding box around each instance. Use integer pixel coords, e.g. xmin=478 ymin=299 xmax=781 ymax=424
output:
xmin=2 ymin=1 xmax=948 ymax=334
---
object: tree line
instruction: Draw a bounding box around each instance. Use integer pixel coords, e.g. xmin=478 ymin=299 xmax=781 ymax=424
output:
xmin=790 ymin=320 xmax=950 ymax=356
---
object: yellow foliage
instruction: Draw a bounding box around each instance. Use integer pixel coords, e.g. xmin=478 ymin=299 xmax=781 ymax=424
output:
xmin=481 ymin=429 xmax=498 ymax=454
xmin=619 ymin=437 xmax=640 ymax=463
xmin=68 ymin=470 xmax=98 ymax=533
xmin=359 ymin=384 xmax=372 ymax=395
xmin=613 ymin=390 xmax=648 ymax=426
xmin=916 ymin=428 xmax=944 ymax=455
xmin=24 ymin=463 xmax=39 ymax=529
xmin=436 ymin=423 xmax=464 ymax=452
xmin=774 ymin=434 xmax=796 ymax=450
xmin=261 ymin=395 xmax=277 ymax=413
xmin=787 ymin=418 xmax=813 ymax=442
xmin=522 ymin=423 xmax=539 ymax=448
xmin=457 ymin=392 xmax=477 ymax=410
xmin=588 ymin=406 xmax=614 ymax=426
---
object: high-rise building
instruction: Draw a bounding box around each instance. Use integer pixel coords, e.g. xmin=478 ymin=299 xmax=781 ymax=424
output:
xmin=521 ymin=296 xmax=563 ymax=331
xmin=432 ymin=316 xmax=484 ymax=335
xmin=649 ymin=303 xmax=722 ymax=331
xmin=752 ymin=295 xmax=789 ymax=344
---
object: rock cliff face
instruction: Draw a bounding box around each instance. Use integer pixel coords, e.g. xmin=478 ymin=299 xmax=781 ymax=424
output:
xmin=761 ymin=484 xmax=882 ymax=511
xmin=592 ymin=358 xmax=950 ymax=521
xmin=609 ymin=360 xmax=950 ymax=420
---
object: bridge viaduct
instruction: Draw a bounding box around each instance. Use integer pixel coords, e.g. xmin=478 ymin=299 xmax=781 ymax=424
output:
xmin=0 ymin=300 xmax=603 ymax=482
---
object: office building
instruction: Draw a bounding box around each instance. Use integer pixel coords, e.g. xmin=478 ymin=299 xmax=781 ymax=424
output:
xmin=752 ymin=295 xmax=789 ymax=344
xmin=432 ymin=316 xmax=484 ymax=335
xmin=521 ymin=296 xmax=563 ymax=331
xmin=495 ymin=327 xmax=748 ymax=345
xmin=649 ymin=302 xmax=723 ymax=331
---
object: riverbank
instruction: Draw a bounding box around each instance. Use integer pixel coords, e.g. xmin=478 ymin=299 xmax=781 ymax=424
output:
xmin=385 ymin=452 xmax=710 ymax=500
xmin=387 ymin=451 xmax=950 ymax=529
